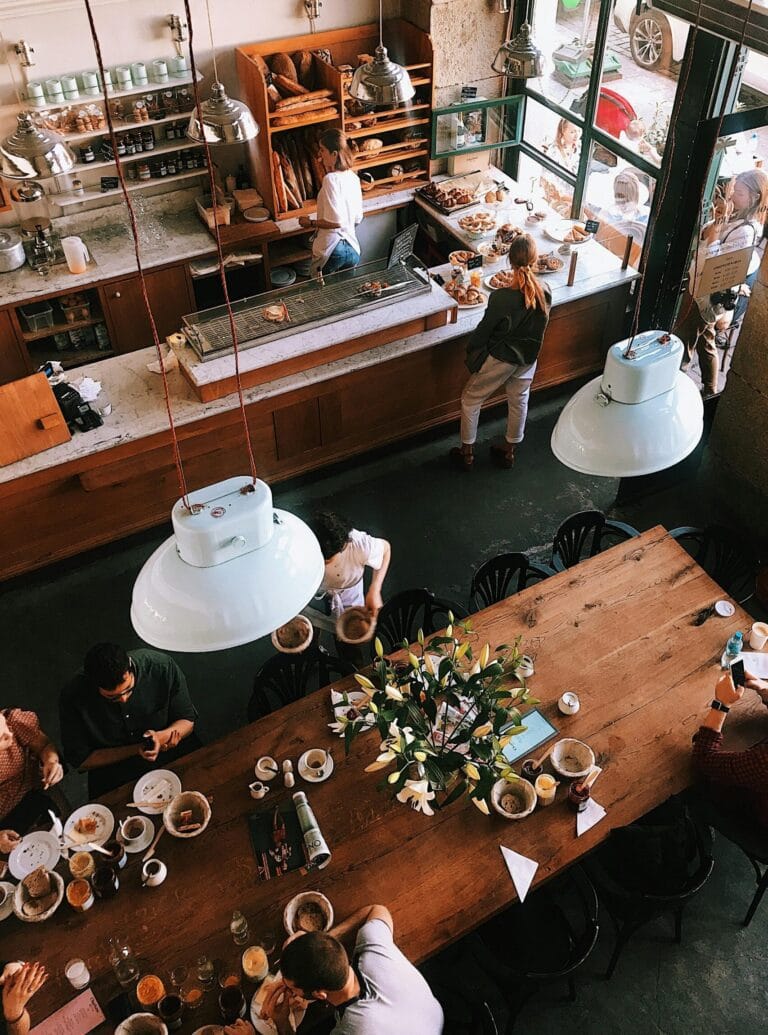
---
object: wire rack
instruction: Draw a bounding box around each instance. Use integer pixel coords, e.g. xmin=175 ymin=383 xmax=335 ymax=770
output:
xmin=183 ymin=259 xmax=431 ymax=361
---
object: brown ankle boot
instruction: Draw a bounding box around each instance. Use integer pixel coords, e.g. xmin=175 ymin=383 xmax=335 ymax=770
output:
xmin=490 ymin=441 xmax=515 ymax=469
xmin=449 ymin=444 xmax=474 ymax=471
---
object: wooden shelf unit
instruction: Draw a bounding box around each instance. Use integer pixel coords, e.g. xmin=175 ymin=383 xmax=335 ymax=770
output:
xmin=236 ymin=20 xmax=434 ymax=221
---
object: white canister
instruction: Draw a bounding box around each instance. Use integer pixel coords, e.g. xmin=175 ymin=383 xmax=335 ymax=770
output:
xmin=81 ymin=71 xmax=100 ymax=95
xmin=101 ymin=69 xmax=113 ymax=92
xmin=151 ymin=59 xmax=169 ymax=83
xmin=131 ymin=62 xmax=148 ymax=84
xmin=45 ymin=78 xmax=65 ymax=103
xmin=26 ymin=81 xmax=45 ymax=103
xmin=61 ymin=74 xmax=80 ymax=99
xmin=171 ymin=55 xmax=188 ymax=77
xmin=62 ymin=236 xmax=90 ymax=275
xmin=115 ymin=65 xmax=133 ymax=88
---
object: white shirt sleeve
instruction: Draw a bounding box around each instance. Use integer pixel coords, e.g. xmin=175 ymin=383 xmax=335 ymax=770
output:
xmin=348 ymin=529 xmax=386 ymax=571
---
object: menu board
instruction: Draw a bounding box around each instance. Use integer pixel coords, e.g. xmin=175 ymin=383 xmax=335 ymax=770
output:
xmin=387 ymin=223 xmax=419 ymax=268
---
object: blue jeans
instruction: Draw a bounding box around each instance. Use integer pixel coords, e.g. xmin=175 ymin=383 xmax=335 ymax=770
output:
xmin=321 ymin=239 xmax=360 ymax=275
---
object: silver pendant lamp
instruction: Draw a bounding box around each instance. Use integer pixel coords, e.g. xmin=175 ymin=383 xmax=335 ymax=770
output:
xmin=349 ymin=0 xmax=415 ymax=107
xmin=492 ymin=7 xmax=544 ymax=79
xmin=0 ymin=112 xmax=76 ymax=179
xmin=186 ymin=0 xmax=258 ymax=144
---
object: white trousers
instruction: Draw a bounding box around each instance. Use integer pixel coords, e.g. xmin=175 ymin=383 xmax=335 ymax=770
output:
xmin=460 ymin=355 xmax=537 ymax=445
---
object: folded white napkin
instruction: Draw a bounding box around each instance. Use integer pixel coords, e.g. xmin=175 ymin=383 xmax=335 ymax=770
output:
xmin=576 ymin=797 xmax=607 ymax=836
xmin=500 ymin=845 xmax=538 ymax=903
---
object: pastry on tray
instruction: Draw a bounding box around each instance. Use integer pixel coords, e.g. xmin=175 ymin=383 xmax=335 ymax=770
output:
xmin=262 ymin=304 xmax=288 ymax=323
xmin=458 ymin=211 xmax=496 ymax=233
xmin=448 ymin=250 xmax=477 ymax=266
xmin=445 ymin=281 xmax=484 ymax=306
xmin=535 ymin=253 xmax=564 ymax=273
xmin=563 ymin=224 xmax=590 ymax=242
xmin=488 ymin=269 xmax=518 ymax=289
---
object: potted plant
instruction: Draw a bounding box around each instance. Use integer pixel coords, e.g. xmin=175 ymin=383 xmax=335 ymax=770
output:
xmin=336 ymin=616 xmax=536 ymax=815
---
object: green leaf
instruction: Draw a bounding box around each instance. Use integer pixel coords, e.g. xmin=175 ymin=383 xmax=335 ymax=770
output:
xmin=438 ymin=779 xmax=467 ymax=809
xmin=344 ymin=722 xmax=356 ymax=757
xmin=505 ymin=724 xmax=528 ymax=736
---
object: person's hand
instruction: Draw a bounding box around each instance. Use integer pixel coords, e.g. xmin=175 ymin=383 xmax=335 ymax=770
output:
xmin=224 ymin=1021 xmax=255 ymax=1035
xmin=744 ymin=670 xmax=768 ymax=703
xmin=298 ymin=216 xmax=313 ymax=229
xmin=0 ymin=830 xmax=21 ymax=854
xmin=139 ymin=731 xmax=161 ymax=762
xmin=364 ymin=589 xmax=383 ymax=618
xmin=715 ymin=671 xmax=744 ymax=707
xmin=160 ymin=725 xmax=182 ymax=751
xmin=711 ymin=195 xmax=734 ymax=225
xmin=41 ymin=754 xmax=64 ymax=789
xmin=3 ymin=961 xmax=47 ymax=1023
xmin=260 ymin=980 xmax=292 ymax=1026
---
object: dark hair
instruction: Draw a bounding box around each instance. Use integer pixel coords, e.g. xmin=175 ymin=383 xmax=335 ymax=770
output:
xmin=84 ymin=643 xmax=130 ymax=690
xmin=308 ymin=511 xmax=352 ymax=560
xmin=281 ymin=933 xmax=348 ymax=995
xmin=319 ymin=128 xmax=353 ymax=171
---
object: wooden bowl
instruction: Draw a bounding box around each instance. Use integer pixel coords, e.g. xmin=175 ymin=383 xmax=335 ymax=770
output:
xmin=551 ymin=738 xmax=595 ymax=779
xmin=284 ymin=890 xmax=334 ymax=935
xmin=115 ymin=1016 xmax=168 ymax=1035
xmin=490 ymin=778 xmax=537 ymax=820
xmin=336 ymin=606 xmax=376 ymax=645
xmin=163 ymin=791 xmax=211 ymax=839
xmin=271 ymin=615 xmax=313 ymax=654
xmin=13 ymin=870 xmax=64 ymax=923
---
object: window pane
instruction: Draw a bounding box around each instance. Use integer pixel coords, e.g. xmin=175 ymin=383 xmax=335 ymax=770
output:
xmin=518 ymin=151 xmax=574 ymax=218
xmin=529 ymin=0 xmax=599 ymax=111
xmin=737 ymin=47 xmax=768 ymax=111
xmin=603 ymin=2 xmax=685 ymax=165
xmin=523 ymin=96 xmax=582 ymax=174
xmin=581 ymin=144 xmax=656 ymax=267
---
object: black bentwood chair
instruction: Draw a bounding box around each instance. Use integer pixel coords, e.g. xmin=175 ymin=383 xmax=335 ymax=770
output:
xmin=373 ymin=588 xmax=469 ymax=656
xmin=248 ymin=644 xmax=355 ymax=721
xmin=550 ymin=510 xmax=640 ymax=571
xmin=468 ymin=552 xmax=554 ymax=613
xmin=669 ymin=525 xmax=757 ymax=604
xmin=586 ymin=802 xmax=714 ymax=978
xmin=467 ymin=866 xmax=600 ymax=1032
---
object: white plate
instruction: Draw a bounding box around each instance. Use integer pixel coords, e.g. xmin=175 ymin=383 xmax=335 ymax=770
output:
xmin=0 ymin=881 xmax=15 ymax=921
xmin=456 ymin=295 xmax=487 ymax=309
xmin=298 ymin=750 xmax=335 ymax=784
xmin=484 ymin=273 xmax=516 ymax=291
xmin=133 ymin=769 xmax=182 ymax=815
xmin=543 ymin=219 xmax=593 ymax=245
xmin=250 ymin=975 xmax=306 ymax=1035
xmin=64 ymin=803 xmax=115 ymax=847
xmin=8 ymin=830 xmax=62 ymax=880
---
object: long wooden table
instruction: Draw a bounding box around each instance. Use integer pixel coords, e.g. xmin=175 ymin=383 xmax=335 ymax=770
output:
xmin=4 ymin=526 xmax=765 ymax=1030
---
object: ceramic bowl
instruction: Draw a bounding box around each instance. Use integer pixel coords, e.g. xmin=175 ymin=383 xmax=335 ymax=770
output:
xmin=284 ymin=890 xmax=334 ymax=935
xmin=163 ymin=791 xmax=211 ymax=839
xmin=115 ymin=1015 xmax=168 ymax=1035
xmin=271 ymin=615 xmax=313 ymax=654
xmin=551 ymin=738 xmax=595 ymax=779
xmin=490 ymin=778 xmax=537 ymax=820
xmin=336 ymin=606 xmax=376 ymax=645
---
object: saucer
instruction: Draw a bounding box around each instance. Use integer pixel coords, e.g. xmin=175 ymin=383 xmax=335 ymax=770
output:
xmin=119 ymin=818 xmax=155 ymax=854
xmin=0 ymin=881 xmax=15 ymax=921
xmin=298 ymin=750 xmax=334 ymax=783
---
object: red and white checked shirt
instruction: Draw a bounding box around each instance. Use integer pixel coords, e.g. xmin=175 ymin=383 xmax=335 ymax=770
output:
xmin=0 ymin=708 xmax=43 ymax=822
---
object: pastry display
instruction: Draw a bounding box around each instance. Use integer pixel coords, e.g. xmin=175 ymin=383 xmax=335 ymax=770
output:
xmin=419 ymin=181 xmax=476 ymax=210
xmin=448 ymin=250 xmax=477 ymax=266
xmin=564 ymin=224 xmax=590 ymax=242
xmin=458 ymin=210 xmax=496 ymax=234
xmin=445 ymin=281 xmax=485 ymax=306
xmin=495 ymin=223 xmax=523 ymax=244
xmin=535 ymin=253 xmax=564 ymax=273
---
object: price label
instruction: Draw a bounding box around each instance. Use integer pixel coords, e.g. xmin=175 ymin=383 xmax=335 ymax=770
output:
xmin=584 ymin=219 xmax=600 ymax=234
xmin=467 ymin=254 xmax=484 ymax=270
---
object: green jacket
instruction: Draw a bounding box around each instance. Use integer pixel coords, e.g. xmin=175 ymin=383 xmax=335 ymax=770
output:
xmin=465 ymin=283 xmax=552 ymax=373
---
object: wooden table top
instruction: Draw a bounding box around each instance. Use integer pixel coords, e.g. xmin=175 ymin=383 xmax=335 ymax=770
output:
xmin=5 ymin=525 xmax=765 ymax=1031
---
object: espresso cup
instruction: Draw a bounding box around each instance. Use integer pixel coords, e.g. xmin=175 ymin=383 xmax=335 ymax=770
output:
xmin=249 ymin=781 xmax=269 ymax=800
xmin=304 ymin=748 xmax=328 ymax=777
xmin=142 ymin=859 xmax=167 ymax=887
xmin=558 ymin=691 xmax=580 ymax=716
xmin=121 ymin=816 xmax=148 ymax=845
xmin=255 ymin=756 xmax=279 ymax=781
xmin=749 ymin=622 xmax=768 ymax=650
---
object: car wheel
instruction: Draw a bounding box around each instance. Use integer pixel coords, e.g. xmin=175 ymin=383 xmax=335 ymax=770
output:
xmin=629 ymin=11 xmax=673 ymax=70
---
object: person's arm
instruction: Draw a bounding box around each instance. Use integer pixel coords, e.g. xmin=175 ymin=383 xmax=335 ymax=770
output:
xmin=365 ymin=540 xmax=391 ymax=617
xmin=3 ymin=962 xmax=47 ymax=1035
xmin=328 ymin=904 xmax=394 ymax=947
xmin=27 ymin=728 xmax=63 ymax=790
xmin=692 ymin=672 xmax=767 ymax=790
xmin=78 ymin=742 xmax=143 ymax=771
xmin=157 ymin=660 xmax=197 ymax=751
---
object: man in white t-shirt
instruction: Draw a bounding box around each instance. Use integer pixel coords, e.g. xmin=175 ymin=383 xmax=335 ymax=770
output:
xmin=308 ymin=512 xmax=391 ymax=619
xmin=259 ymin=904 xmax=444 ymax=1035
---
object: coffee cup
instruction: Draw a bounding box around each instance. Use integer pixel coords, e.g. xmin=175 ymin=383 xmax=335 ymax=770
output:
xmin=303 ymin=748 xmax=328 ymax=778
xmin=142 ymin=859 xmax=167 ymax=887
xmin=120 ymin=816 xmax=148 ymax=845
xmin=749 ymin=622 xmax=768 ymax=650
xmin=255 ymin=756 xmax=279 ymax=781
xmin=0 ymin=886 xmax=8 ymax=909
xmin=249 ymin=781 xmax=269 ymax=800
xmin=558 ymin=691 xmax=580 ymax=716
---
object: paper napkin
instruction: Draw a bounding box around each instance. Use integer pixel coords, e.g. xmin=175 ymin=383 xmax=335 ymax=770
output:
xmin=741 ymin=651 xmax=768 ymax=679
xmin=500 ymin=845 xmax=538 ymax=902
xmin=576 ymin=798 xmax=607 ymax=836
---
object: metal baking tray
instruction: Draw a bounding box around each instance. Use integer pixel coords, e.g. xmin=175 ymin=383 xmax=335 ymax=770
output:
xmin=182 ymin=255 xmax=432 ymax=361
xmin=416 ymin=171 xmax=487 ymax=215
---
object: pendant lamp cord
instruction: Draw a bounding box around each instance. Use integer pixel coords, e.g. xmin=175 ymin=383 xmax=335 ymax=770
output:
xmin=184 ymin=0 xmax=259 ymax=488
xmin=204 ymin=0 xmax=219 ymax=84
xmin=626 ymin=0 xmax=755 ymax=354
xmin=83 ymin=0 xmax=192 ymax=510
xmin=379 ymin=0 xmax=383 ymax=48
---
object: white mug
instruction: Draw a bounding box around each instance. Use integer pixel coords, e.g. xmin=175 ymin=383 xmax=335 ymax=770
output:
xmin=120 ymin=816 xmax=149 ymax=845
xmin=249 ymin=781 xmax=269 ymax=800
xmin=558 ymin=691 xmax=580 ymax=715
xmin=62 ymin=236 xmax=90 ymax=275
xmin=749 ymin=622 xmax=768 ymax=650
xmin=141 ymin=859 xmax=167 ymax=887
xmin=255 ymin=756 xmax=279 ymax=781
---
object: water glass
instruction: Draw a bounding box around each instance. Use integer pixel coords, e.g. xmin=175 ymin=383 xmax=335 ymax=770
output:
xmin=65 ymin=959 xmax=90 ymax=990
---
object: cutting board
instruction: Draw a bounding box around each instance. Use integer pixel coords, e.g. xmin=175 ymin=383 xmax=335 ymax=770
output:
xmin=0 ymin=372 xmax=71 ymax=466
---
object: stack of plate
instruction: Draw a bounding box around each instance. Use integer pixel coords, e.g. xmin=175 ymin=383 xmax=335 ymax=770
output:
xmin=271 ymin=267 xmax=297 ymax=288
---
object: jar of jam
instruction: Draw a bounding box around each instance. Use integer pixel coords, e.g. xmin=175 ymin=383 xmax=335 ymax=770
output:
xmin=138 ymin=162 xmax=151 ymax=181
xmin=568 ymin=780 xmax=590 ymax=813
xmin=520 ymin=758 xmax=542 ymax=783
xmin=141 ymin=129 xmax=155 ymax=151
xmin=167 ymin=157 xmax=177 ymax=175
xmin=81 ymin=145 xmax=95 ymax=163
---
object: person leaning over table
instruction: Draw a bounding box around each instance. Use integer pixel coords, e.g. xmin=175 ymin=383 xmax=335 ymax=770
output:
xmin=450 ymin=233 xmax=551 ymax=472
xmin=59 ymin=643 xmax=199 ymax=799
xmin=260 ymin=904 xmax=444 ymax=1035
xmin=308 ymin=512 xmax=391 ymax=621
xmin=299 ymin=128 xmax=363 ymax=277
xmin=692 ymin=667 xmax=768 ymax=826
xmin=0 ymin=709 xmax=64 ymax=856
xmin=1 ymin=962 xmax=47 ymax=1035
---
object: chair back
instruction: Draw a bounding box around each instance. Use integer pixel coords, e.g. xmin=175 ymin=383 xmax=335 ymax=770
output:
xmin=375 ymin=589 xmax=468 ymax=654
xmin=248 ymin=646 xmax=355 ymax=721
xmin=670 ymin=525 xmax=756 ymax=603
xmin=551 ymin=511 xmax=607 ymax=569
xmin=469 ymin=553 xmax=552 ymax=612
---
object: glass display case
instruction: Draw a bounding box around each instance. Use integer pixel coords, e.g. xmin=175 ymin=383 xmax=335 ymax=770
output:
xmin=430 ymin=95 xmax=522 ymax=161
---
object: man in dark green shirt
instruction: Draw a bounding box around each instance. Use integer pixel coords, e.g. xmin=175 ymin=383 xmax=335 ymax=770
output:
xmin=59 ymin=643 xmax=199 ymax=798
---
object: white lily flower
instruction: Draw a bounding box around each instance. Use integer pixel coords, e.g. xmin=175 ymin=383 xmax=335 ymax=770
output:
xmin=472 ymin=796 xmax=490 ymax=815
xmin=479 ymin=643 xmax=490 ymax=670
xmin=396 ymin=778 xmax=436 ymax=816
xmin=464 ymin=761 xmax=481 ymax=781
xmin=401 ymin=726 xmax=415 ymax=746
xmin=328 ymin=719 xmax=347 ymax=737
xmin=469 ymin=661 xmax=481 ymax=676
xmin=364 ymin=749 xmax=396 ymax=772
xmin=424 ymin=653 xmax=436 ymax=676
xmin=354 ymin=674 xmax=375 ymax=690
xmin=385 ymin=684 xmax=404 ymax=702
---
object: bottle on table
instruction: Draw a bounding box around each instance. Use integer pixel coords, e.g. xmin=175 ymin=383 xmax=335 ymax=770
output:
xmin=722 ymin=630 xmax=743 ymax=669
xmin=293 ymin=791 xmax=331 ymax=869
xmin=108 ymin=937 xmax=140 ymax=988
xmin=197 ymin=954 xmax=216 ymax=990
xmin=230 ymin=910 xmax=250 ymax=946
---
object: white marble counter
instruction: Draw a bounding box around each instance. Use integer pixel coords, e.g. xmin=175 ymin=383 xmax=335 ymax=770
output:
xmin=177 ymin=277 xmax=457 ymax=389
xmin=415 ymin=167 xmax=641 ymax=305
xmin=0 ymin=185 xmax=419 ymax=307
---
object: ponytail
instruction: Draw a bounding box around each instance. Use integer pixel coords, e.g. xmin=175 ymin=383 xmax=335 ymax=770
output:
xmin=507 ymin=234 xmax=547 ymax=311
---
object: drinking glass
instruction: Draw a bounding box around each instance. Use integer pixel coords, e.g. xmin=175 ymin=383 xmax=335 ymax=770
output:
xmin=218 ymin=960 xmax=242 ymax=989
xmin=65 ymin=959 xmax=90 ymax=990
xmin=219 ymin=986 xmax=246 ymax=1024
xmin=196 ymin=954 xmax=216 ymax=990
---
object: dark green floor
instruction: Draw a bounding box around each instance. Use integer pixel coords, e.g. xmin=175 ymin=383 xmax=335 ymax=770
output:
xmin=2 ymin=391 xmax=765 ymax=1032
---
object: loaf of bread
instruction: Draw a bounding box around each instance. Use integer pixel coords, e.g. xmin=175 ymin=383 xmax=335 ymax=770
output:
xmin=272 ymin=74 xmax=309 ymax=98
xmin=24 ymin=865 xmax=53 ymax=900
xmin=270 ymin=52 xmax=298 ymax=82
xmin=266 ymin=84 xmax=281 ymax=112
xmin=361 ymin=138 xmax=383 ymax=153
xmin=275 ymin=88 xmax=333 ymax=110
xmin=292 ymin=50 xmax=315 ymax=89
xmin=271 ymin=105 xmax=336 ymax=127
xmin=252 ymin=53 xmax=271 ymax=81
